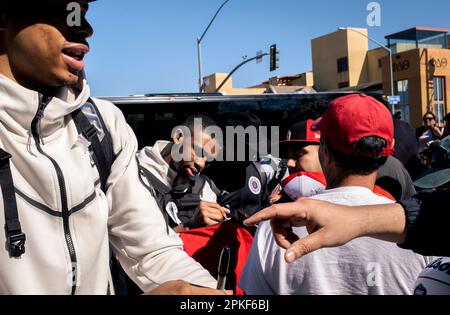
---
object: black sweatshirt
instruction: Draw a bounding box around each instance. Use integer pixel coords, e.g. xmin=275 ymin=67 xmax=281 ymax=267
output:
xmin=399 ymin=189 xmax=449 ymax=256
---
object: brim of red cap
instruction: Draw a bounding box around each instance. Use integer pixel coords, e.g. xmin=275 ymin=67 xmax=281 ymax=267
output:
xmin=277 ymin=140 xmax=320 ymax=159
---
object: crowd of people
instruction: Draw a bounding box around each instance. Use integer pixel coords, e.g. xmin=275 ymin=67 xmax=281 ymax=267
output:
xmin=241 ymin=95 xmax=432 ymax=295
xmin=0 ymin=0 xmax=448 ymax=296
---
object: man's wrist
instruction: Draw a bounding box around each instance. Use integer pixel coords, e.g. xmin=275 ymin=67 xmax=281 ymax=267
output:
xmin=362 ymin=203 xmax=407 ymax=243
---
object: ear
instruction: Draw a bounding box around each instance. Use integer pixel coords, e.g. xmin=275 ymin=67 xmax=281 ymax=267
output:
xmin=172 ymin=128 xmax=185 ymax=145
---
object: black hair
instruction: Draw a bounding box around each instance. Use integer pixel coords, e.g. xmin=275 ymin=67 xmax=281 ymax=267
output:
xmin=222 ymin=112 xmax=262 ymax=129
xmin=180 ymin=115 xmax=218 ymax=133
xmin=326 ymin=136 xmax=388 ymax=176
xmin=423 ymin=111 xmax=436 ymax=121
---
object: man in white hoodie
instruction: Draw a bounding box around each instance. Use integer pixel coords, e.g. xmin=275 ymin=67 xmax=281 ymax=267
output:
xmin=137 ymin=115 xmax=230 ymax=231
xmin=0 ymin=0 xmax=222 ymax=294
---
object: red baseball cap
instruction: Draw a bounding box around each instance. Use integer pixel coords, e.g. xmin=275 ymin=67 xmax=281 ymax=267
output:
xmin=279 ymin=120 xmax=321 ymax=158
xmin=312 ymin=94 xmax=394 ymax=157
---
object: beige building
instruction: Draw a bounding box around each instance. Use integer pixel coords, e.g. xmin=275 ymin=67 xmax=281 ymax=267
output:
xmin=311 ymin=27 xmax=450 ymax=128
xmin=312 ymin=28 xmax=373 ymax=91
xmin=268 ymin=72 xmax=314 ymax=87
xmin=203 ymin=72 xmax=315 ymax=95
xmin=203 ymin=73 xmax=266 ymax=94
xmin=203 ymin=27 xmax=450 ymax=128
xmin=381 ymin=28 xmax=450 ymax=128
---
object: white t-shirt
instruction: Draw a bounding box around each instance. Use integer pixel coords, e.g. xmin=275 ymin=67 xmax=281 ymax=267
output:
xmin=240 ymin=186 xmax=434 ymax=295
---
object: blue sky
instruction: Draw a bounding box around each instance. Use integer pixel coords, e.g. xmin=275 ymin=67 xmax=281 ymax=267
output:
xmin=84 ymin=0 xmax=450 ymax=96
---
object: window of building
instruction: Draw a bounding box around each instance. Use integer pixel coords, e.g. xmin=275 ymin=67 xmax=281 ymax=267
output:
xmin=387 ymin=29 xmax=448 ymax=54
xmin=378 ymin=58 xmax=382 ymax=68
xmin=337 ymin=57 xmax=349 ymax=73
xmin=395 ymin=80 xmax=410 ymax=123
xmin=338 ymin=82 xmax=350 ymax=89
xmin=433 ymin=77 xmax=446 ymax=126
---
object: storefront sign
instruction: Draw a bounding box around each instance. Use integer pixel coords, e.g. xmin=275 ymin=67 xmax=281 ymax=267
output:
xmin=430 ymin=58 xmax=448 ymax=68
xmin=393 ymin=60 xmax=410 ymax=72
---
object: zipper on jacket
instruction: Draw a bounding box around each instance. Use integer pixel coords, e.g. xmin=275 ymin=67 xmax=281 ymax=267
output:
xmin=31 ymin=94 xmax=79 ymax=295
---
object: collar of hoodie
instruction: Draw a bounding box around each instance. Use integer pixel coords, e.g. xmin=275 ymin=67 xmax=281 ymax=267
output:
xmin=0 ymin=74 xmax=90 ymax=141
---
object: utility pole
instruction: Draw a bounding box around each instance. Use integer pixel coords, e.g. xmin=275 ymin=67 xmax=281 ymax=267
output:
xmin=197 ymin=0 xmax=231 ymax=93
xmin=215 ymin=50 xmax=271 ymax=92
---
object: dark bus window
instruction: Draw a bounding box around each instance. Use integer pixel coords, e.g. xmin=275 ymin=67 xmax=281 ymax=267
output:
xmin=112 ymin=93 xmax=385 ymax=149
xmin=116 ymin=102 xmax=220 ymax=148
xmin=217 ymin=96 xmax=332 ymax=139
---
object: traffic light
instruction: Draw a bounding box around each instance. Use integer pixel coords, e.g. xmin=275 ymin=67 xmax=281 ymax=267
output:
xmin=270 ymin=44 xmax=279 ymax=72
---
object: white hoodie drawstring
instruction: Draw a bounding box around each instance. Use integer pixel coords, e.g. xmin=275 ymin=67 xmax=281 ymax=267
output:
xmin=26 ymin=131 xmax=37 ymax=157
xmin=38 ymin=118 xmax=45 ymax=146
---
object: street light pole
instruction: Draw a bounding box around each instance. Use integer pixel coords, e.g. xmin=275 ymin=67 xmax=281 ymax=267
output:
xmin=386 ymin=46 xmax=395 ymax=110
xmin=197 ymin=38 xmax=204 ymax=93
xmin=197 ymin=0 xmax=231 ymax=93
xmin=215 ymin=53 xmax=269 ymax=92
xmin=339 ymin=27 xmax=395 ymax=112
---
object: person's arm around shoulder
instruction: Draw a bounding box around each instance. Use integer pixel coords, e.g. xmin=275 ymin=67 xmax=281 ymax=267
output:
xmin=245 ymin=189 xmax=450 ymax=262
xmin=244 ymin=198 xmax=407 ymax=263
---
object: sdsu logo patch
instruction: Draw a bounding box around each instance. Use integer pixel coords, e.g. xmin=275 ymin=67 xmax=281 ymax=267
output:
xmin=248 ymin=176 xmax=262 ymax=195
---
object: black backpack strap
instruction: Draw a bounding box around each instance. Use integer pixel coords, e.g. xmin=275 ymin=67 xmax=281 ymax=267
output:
xmin=71 ymin=99 xmax=114 ymax=193
xmin=0 ymin=149 xmax=26 ymax=258
xmin=137 ymin=163 xmax=177 ymax=229
xmin=72 ymin=101 xmax=136 ymax=295
xmin=88 ymin=100 xmax=115 ymax=172
xmin=139 ymin=165 xmax=171 ymax=196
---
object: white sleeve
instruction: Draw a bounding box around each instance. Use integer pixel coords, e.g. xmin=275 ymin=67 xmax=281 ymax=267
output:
xmin=283 ymin=174 xmax=326 ymax=200
xmin=239 ymin=222 xmax=277 ymax=295
xmin=96 ymin=100 xmax=217 ymax=292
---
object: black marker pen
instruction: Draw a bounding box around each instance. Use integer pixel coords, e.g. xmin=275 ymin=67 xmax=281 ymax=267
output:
xmin=217 ymin=246 xmax=230 ymax=290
